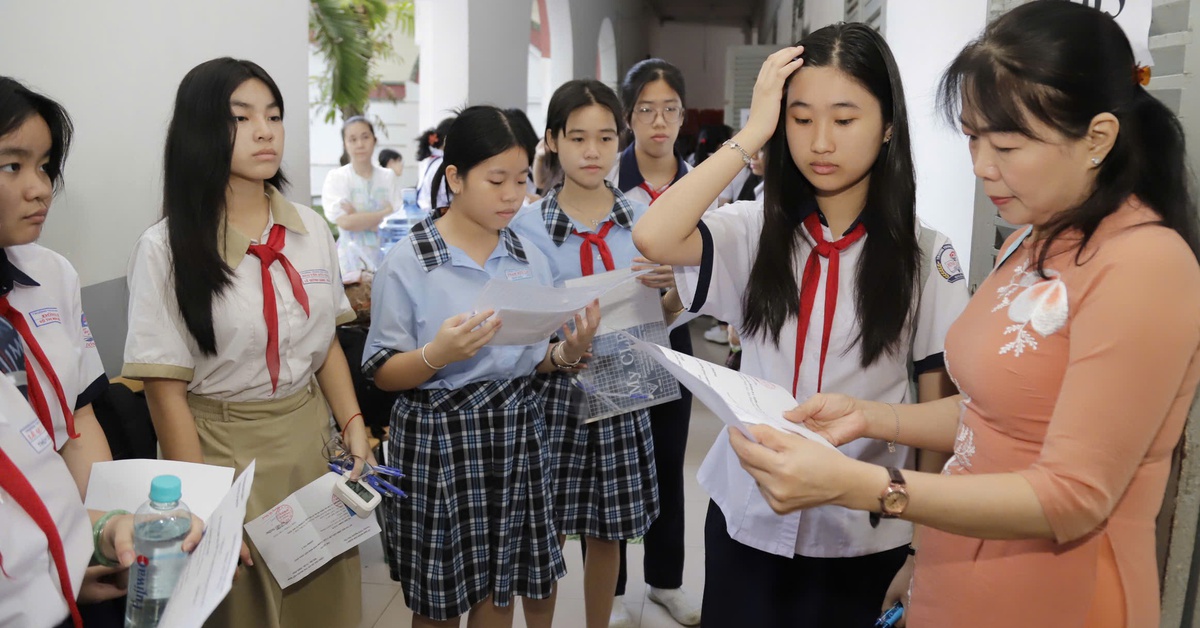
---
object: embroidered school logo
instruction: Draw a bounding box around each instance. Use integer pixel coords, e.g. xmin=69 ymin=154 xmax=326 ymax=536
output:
xmin=81 ymin=313 xmax=96 ymax=349
xmin=28 ymin=307 xmax=61 ymax=327
xmin=20 ymin=419 xmax=51 ymax=453
xmin=300 ymin=269 xmax=332 ymax=285
xmin=505 ymin=268 xmax=533 ymax=282
xmin=936 ymin=244 xmax=964 ymax=283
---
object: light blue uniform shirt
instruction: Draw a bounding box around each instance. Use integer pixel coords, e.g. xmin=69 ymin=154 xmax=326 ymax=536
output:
xmin=363 ymin=215 xmax=554 ymax=389
xmin=509 ymin=184 xmax=649 ymax=284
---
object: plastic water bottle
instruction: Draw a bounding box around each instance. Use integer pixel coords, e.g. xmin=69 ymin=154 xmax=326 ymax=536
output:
xmin=125 ymin=475 xmax=191 ymax=627
xmin=379 ymin=187 xmax=423 ymax=257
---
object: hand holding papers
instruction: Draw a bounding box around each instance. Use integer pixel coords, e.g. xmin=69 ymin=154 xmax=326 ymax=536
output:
xmin=565 ymin=269 xmax=681 ymax=421
xmin=627 ymin=334 xmax=838 ymax=450
xmin=474 ymin=269 xmax=648 ymax=345
xmin=157 ymin=461 xmax=256 ymax=628
xmin=244 ymin=472 xmax=381 ymax=589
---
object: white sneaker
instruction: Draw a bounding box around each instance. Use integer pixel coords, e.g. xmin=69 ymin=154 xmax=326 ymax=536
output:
xmin=647 ymin=586 xmax=702 ymax=626
xmin=609 ymin=596 xmax=635 ymax=628
xmin=703 ymin=324 xmax=728 ymax=344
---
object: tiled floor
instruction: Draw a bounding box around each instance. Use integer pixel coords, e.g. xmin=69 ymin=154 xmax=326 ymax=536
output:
xmin=358 ymin=321 xmax=730 ymax=628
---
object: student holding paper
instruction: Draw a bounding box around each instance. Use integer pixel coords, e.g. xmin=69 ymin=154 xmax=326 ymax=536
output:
xmin=633 ymin=25 xmax=968 ymax=627
xmin=725 ymin=4 xmax=1200 ymax=627
xmin=122 ymin=58 xmax=371 ymax=628
xmin=0 ymin=314 xmax=204 ymax=628
xmin=363 ymin=106 xmax=601 ymax=628
xmin=510 ymin=79 xmax=682 ymax=628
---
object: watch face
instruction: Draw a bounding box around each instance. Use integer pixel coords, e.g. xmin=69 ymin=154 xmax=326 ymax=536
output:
xmin=883 ymin=490 xmax=909 ymax=514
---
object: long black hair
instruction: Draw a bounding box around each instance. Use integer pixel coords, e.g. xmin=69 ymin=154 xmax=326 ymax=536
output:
xmin=940 ymin=0 xmax=1199 ymax=269
xmin=542 ymin=79 xmax=626 ymax=180
xmin=163 ymin=57 xmax=288 ymax=355
xmin=431 ymin=106 xmax=539 ymax=207
xmin=743 ymin=24 xmax=919 ymax=368
xmin=0 ymin=77 xmax=73 ymax=191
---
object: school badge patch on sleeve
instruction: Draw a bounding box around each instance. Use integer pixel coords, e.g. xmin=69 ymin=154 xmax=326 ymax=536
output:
xmin=936 ymin=243 xmax=964 ymax=283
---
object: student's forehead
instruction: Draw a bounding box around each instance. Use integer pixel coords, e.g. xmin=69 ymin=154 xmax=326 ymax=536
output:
xmin=788 ymin=67 xmax=872 ymax=100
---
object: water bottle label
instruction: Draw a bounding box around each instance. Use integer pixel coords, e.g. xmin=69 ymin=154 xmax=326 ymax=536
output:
xmin=130 ymin=547 xmax=189 ymax=603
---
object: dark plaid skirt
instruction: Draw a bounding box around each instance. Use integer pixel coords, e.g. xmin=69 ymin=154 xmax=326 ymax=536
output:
xmin=533 ymin=372 xmax=659 ymax=540
xmin=385 ymin=378 xmax=565 ymax=621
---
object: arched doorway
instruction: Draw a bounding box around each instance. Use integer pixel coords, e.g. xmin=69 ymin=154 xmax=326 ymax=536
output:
xmin=597 ymin=17 xmax=618 ymax=91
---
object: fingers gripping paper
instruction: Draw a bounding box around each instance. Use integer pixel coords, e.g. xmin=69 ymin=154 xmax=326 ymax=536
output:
xmin=564 ymin=269 xmax=680 ymax=422
xmin=626 ymin=333 xmax=838 ymax=450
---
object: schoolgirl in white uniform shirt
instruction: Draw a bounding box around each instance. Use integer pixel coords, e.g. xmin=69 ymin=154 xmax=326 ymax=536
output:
xmin=363 ymin=106 xmax=601 ymax=628
xmin=0 ymin=77 xmax=111 ymax=500
xmin=0 ymin=316 xmax=197 ymax=628
xmin=321 ymin=115 xmax=399 ymax=276
xmin=123 ymin=58 xmax=370 ymax=628
xmin=634 ymin=27 xmax=969 ymax=627
xmin=415 ymin=117 xmax=455 ymax=213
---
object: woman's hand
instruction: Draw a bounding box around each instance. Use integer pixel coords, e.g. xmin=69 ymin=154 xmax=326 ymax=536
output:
xmin=881 ymin=557 xmax=914 ymax=627
xmin=784 ymin=393 xmax=871 ymax=447
xmin=426 ymin=310 xmax=502 ymax=366
xmin=560 ymin=301 xmax=602 ymax=364
xmin=84 ymin=509 xmax=213 ymax=600
xmin=738 ymin=46 xmax=806 ymax=153
xmin=727 ymin=424 xmax=860 ymax=514
xmin=339 ymin=199 xmax=356 ymax=214
xmin=632 ymin=257 xmax=675 ymax=290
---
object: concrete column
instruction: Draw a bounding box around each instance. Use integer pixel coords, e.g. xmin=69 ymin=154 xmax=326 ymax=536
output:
xmin=416 ymin=0 xmax=532 ymax=130
xmin=885 ymin=0 xmax=988 ymax=276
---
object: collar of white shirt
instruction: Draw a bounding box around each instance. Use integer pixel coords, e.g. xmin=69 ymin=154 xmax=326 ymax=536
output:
xmin=0 ymin=249 xmax=39 ymax=298
xmin=218 ymin=184 xmax=309 ymax=267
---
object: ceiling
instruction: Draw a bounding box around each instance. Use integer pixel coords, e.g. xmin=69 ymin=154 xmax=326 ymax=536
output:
xmin=646 ymin=0 xmax=768 ymax=26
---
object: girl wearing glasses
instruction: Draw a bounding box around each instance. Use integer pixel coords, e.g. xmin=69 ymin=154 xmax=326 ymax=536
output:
xmin=604 ymin=58 xmax=705 ymax=627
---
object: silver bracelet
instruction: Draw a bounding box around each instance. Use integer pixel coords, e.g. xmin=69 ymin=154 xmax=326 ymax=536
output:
xmin=555 ymin=342 xmax=583 ymax=368
xmin=886 ymin=403 xmax=901 ymax=453
xmin=421 ymin=343 xmax=447 ymax=370
xmin=722 ymin=139 xmax=753 ymax=165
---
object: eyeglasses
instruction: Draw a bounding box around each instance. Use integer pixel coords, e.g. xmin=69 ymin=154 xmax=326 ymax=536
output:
xmin=323 ymin=435 xmax=407 ymax=498
xmin=633 ymin=106 xmax=683 ymax=125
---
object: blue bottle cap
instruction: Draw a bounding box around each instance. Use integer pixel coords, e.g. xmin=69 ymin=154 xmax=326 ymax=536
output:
xmin=149 ymin=475 xmax=182 ymax=503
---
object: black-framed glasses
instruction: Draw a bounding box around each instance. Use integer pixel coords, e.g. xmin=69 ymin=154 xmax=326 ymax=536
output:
xmin=633 ymin=106 xmax=683 ymax=125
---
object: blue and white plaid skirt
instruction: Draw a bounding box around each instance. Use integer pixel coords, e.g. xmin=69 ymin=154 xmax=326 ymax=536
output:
xmin=385 ymin=378 xmax=565 ymax=621
xmin=533 ymin=372 xmax=659 ymax=540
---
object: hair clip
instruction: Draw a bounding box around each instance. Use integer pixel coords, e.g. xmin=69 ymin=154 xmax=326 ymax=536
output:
xmin=1135 ymin=64 xmax=1151 ymax=86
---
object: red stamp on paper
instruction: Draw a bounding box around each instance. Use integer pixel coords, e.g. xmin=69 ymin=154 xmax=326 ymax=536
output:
xmin=274 ymin=504 xmax=293 ymax=525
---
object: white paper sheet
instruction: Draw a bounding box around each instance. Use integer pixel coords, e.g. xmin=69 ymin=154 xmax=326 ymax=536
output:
xmin=244 ymin=472 xmax=381 ymax=589
xmin=564 ymin=269 xmax=682 ymax=422
xmin=157 ymin=460 xmax=256 ymax=628
xmin=628 ymin=334 xmax=839 ymax=450
xmin=474 ymin=269 xmax=648 ymax=345
xmin=85 ymin=459 xmax=235 ymax=521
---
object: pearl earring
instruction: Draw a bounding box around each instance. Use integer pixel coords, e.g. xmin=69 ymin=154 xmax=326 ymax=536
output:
xmin=1091 ymin=157 xmax=1101 ymax=166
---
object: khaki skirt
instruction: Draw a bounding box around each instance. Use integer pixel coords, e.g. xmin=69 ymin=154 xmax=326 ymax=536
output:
xmin=190 ymin=382 xmax=361 ymax=628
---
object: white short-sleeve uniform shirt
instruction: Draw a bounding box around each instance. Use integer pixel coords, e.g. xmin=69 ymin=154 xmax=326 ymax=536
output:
xmin=321 ymin=163 xmax=398 ymax=274
xmin=123 ymin=186 xmax=357 ymax=401
xmin=2 ymin=245 xmax=108 ymax=450
xmin=676 ymin=200 xmax=970 ymax=558
xmin=0 ymin=317 xmax=90 ymax=628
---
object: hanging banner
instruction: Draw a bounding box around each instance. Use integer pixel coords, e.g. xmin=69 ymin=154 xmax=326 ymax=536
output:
xmin=1076 ymin=0 xmax=1154 ymax=66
